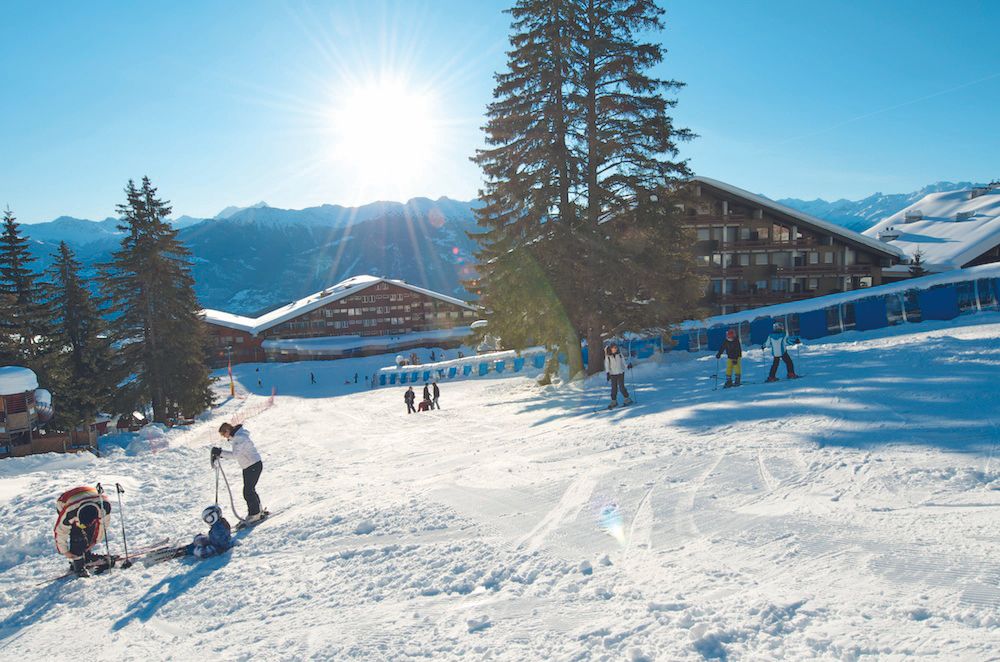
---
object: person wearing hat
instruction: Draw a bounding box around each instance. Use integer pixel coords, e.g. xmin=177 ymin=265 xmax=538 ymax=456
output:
xmin=763 ymin=322 xmax=798 ymax=382
xmin=604 ymin=343 xmax=633 ymax=409
xmin=715 ymin=328 xmax=743 ymax=387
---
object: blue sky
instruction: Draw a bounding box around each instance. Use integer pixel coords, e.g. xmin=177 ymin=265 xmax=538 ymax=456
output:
xmin=2 ymin=0 xmax=998 ymax=223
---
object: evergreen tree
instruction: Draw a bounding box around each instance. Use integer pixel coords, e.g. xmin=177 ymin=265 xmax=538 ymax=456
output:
xmin=472 ymin=0 xmax=703 ymax=377
xmin=908 ymin=249 xmax=928 ymax=277
xmin=471 ymin=0 xmax=585 ymax=376
xmin=572 ymin=0 xmax=702 ymax=372
xmin=45 ymin=242 xmax=117 ymax=432
xmin=99 ymin=178 xmax=214 ymax=422
xmin=0 ymin=207 xmax=54 ymax=378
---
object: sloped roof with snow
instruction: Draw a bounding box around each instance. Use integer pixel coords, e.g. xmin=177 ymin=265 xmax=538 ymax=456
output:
xmin=692 ymin=177 xmax=906 ymax=260
xmin=862 ymin=187 xmax=1000 ymax=272
xmin=203 ymin=275 xmax=476 ymax=335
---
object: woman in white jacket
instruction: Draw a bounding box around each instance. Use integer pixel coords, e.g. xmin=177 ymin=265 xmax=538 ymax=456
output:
xmin=213 ymin=423 xmax=264 ymax=521
xmin=604 ymin=343 xmax=633 ymax=409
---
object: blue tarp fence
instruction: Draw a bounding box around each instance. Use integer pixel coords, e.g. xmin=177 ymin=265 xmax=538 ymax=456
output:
xmin=919 ymin=286 xmax=960 ymax=321
xmin=855 ymin=298 xmax=888 ymax=332
xmin=798 ymin=309 xmax=828 ymax=340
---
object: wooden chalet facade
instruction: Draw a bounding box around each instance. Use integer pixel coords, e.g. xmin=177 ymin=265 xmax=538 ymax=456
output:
xmin=685 ymin=177 xmax=904 ymax=316
xmin=203 ymin=276 xmax=479 ymax=365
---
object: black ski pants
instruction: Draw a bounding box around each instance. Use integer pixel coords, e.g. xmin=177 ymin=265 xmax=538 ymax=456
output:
xmin=243 ymin=461 xmax=263 ymax=517
xmin=768 ymin=354 xmax=795 ymax=380
xmin=609 ymin=373 xmax=629 ymax=401
xmin=406 ymin=402 xmax=416 ymax=414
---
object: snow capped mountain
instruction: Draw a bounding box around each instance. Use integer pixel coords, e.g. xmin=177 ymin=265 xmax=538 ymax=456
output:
xmin=20 ymin=197 xmax=483 ymax=315
xmin=778 ymin=181 xmax=986 ymax=231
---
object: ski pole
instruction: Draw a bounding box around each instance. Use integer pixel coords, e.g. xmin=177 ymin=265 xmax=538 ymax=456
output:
xmin=96 ymin=483 xmax=113 ymax=569
xmin=114 ymin=483 xmax=132 ymax=568
xmin=713 ymin=357 xmax=719 ymax=391
xmin=215 ymin=462 xmax=220 ymax=506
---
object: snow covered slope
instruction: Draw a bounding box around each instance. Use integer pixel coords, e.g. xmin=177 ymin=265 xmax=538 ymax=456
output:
xmin=2 ymin=321 xmax=1000 ymax=660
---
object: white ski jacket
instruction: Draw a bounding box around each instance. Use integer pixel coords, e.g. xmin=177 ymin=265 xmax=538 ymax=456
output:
xmin=763 ymin=333 xmax=790 ymax=357
xmin=604 ymin=352 xmax=628 ymax=376
xmin=220 ymin=426 xmax=262 ymax=469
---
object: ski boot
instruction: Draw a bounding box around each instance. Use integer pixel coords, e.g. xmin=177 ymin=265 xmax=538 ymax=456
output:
xmin=623 ymin=397 xmax=634 ymax=406
xmin=71 ymin=558 xmax=90 ymax=578
xmin=787 ymin=372 xmax=799 ymax=379
xmin=723 ymin=378 xmax=733 ymax=388
xmin=607 ymin=400 xmax=618 ymax=410
xmin=765 ymin=376 xmax=779 ymax=383
xmin=734 ymin=375 xmax=741 ymax=387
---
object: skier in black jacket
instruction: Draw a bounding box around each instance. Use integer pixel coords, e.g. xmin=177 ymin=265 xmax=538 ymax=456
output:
xmin=715 ymin=328 xmax=743 ymax=388
xmin=404 ymin=387 xmax=416 ymax=414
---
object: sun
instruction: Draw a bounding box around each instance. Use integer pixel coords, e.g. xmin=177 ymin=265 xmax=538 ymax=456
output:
xmin=330 ymin=77 xmax=438 ymax=189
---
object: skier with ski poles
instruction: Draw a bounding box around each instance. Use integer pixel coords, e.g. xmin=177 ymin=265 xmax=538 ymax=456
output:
xmin=715 ymin=328 xmax=743 ymax=388
xmin=213 ymin=423 xmax=265 ymax=522
xmin=52 ymin=485 xmax=113 ymax=577
xmin=605 ymin=343 xmax=633 ymax=409
xmin=762 ymin=322 xmax=799 ymax=382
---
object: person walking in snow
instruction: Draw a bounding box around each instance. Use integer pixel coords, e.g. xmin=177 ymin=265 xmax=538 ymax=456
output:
xmin=404 ymin=386 xmax=416 ymax=414
xmin=715 ymin=328 xmax=743 ymax=387
xmin=213 ymin=423 xmax=265 ymax=521
xmin=310 ymin=372 xmax=316 ymax=384
xmin=763 ymin=322 xmax=798 ymax=382
xmin=432 ymin=381 xmax=440 ymax=410
xmin=604 ymin=343 xmax=632 ymax=409
xmin=422 ymin=383 xmax=431 ymax=405
xmin=187 ymin=505 xmax=232 ymax=559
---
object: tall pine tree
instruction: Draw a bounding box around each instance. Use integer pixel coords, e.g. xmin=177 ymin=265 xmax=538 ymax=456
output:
xmin=573 ymin=0 xmax=702 ymax=373
xmin=0 ymin=207 xmax=54 ymax=379
xmin=472 ymin=0 xmax=703 ymax=377
xmin=471 ymin=0 xmax=586 ymax=376
xmin=99 ymin=178 xmax=214 ymax=422
xmin=45 ymin=242 xmax=117 ymax=432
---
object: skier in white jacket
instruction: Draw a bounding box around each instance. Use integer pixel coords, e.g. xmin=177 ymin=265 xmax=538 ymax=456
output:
xmin=213 ymin=423 xmax=264 ymax=521
xmin=604 ymin=343 xmax=633 ymax=409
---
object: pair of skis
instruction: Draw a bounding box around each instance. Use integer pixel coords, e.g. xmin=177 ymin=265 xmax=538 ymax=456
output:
xmin=41 ymin=537 xmax=172 ymax=585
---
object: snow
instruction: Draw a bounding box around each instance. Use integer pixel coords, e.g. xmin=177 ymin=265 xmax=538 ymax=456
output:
xmin=2 ymin=320 xmax=1000 ymax=659
xmin=0 ymin=366 xmax=38 ymax=394
xmin=863 ymin=187 xmax=1000 ymax=272
xmin=693 ymin=177 xmax=906 ymax=260
xmin=203 ymin=274 xmax=477 ymax=336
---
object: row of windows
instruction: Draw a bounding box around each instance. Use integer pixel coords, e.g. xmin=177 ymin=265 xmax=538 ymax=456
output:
xmin=701 ymin=250 xmax=840 ymax=267
xmin=694 ymin=225 xmax=796 ymax=243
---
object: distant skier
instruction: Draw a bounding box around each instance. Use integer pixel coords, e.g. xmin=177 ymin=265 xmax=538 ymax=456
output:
xmin=763 ymin=322 xmax=799 ymax=382
xmin=354 ymin=373 xmax=358 ymax=384
xmin=423 ymin=383 xmax=431 ymax=405
xmin=404 ymin=386 xmax=416 ymax=414
xmin=432 ymin=381 xmax=440 ymax=410
xmin=187 ymin=505 xmax=232 ymax=559
xmin=604 ymin=343 xmax=632 ymax=409
xmin=430 ymin=350 xmax=436 ymax=362
xmin=213 ymin=423 xmax=265 ymax=522
xmin=417 ymin=398 xmax=431 ymax=412
xmin=715 ymin=328 xmax=743 ymax=387
xmin=53 ymin=485 xmax=113 ymax=577
xmin=310 ymin=372 xmax=316 ymax=384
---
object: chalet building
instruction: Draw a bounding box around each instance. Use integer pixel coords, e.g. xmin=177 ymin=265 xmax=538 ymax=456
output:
xmin=684 ymin=177 xmax=905 ymax=316
xmin=864 ymin=182 xmax=1000 ymax=283
xmin=202 ymin=275 xmax=479 ymax=365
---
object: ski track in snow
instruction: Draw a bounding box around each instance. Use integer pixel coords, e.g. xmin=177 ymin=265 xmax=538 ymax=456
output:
xmin=2 ymin=321 xmax=1000 ymax=660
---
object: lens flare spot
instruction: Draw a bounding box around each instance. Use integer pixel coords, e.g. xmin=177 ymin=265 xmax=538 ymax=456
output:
xmin=452 ymin=246 xmax=460 ymax=255
xmin=597 ymin=502 xmax=626 ymax=546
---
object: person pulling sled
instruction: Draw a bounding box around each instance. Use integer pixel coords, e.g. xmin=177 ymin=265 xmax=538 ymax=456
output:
xmin=763 ymin=322 xmax=799 ymax=382
xmin=53 ymin=485 xmax=113 ymax=577
xmin=605 ymin=343 xmax=633 ymax=409
xmin=716 ymin=328 xmax=743 ymax=387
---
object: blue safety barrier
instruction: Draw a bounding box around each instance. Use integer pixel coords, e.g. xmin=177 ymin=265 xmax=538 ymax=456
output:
xmin=422 ymin=370 xmax=431 ymax=382
xmin=513 ymin=357 xmax=525 ymax=372
xmin=448 ymin=367 xmax=457 ymax=378
xmin=494 ymin=361 xmax=505 ymax=373
xmin=750 ymin=317 xmax=774 ymax=346
xmin=382 ymin=374 xmax=389 ymax=385
xmin=919 ymin=285 xmax=960 ymax=321
xmin=671 ymin=334 xmax=689 ymax=351
xmin=478 ymin=363 xmax=489 ymax=376
xmin=855 ymin=298 xmax=888 ymax=332
xmin=533 ymin=354 xmax=546 ymax=369
xmin=463 ymin=364 xmax=472 ymax=376
xmin=798 ymin=308 xmax=829 ymax=340
xmin=706 ymin=326 xmax=727 ymax=353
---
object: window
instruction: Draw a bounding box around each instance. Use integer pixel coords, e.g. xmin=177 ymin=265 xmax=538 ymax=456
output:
xmin=711 ymin=279 xmax=722 ymax=294
xmin=450 ymin=311 xmax=460 ymax=319
xmin=824 ymin=252 xmax=834 ymax=264
xmin=809 ymin=252 xmax=819 ymax=264
xmin=739 ymin=254 xmax=750 ymax=266
xmin=739 ymin=227 xmax=752 ymax=241
xmin=235 ymin=337 xmax=244 ymax=343
xmin=724 ymin=227 xmax=738 ymax=244
xmin=808 ymin=278 xmax=819 ymax=291
xmin=754 ymin=253 xmax=768 ymax=266
xmin=697 ymin=228 xmax=710 ymax=241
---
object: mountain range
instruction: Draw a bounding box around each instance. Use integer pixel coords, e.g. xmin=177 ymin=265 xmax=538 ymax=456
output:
xmin=17 ymin=180 xmax=982 ymax=315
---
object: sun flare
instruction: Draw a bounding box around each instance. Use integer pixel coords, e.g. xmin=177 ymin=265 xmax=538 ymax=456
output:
xmin=331 ymin=78 xmax=438 ymax=186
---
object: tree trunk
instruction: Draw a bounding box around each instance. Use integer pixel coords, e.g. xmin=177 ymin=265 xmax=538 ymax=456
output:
xmin=564 ymin=332 xmax=584 ymax=380
xmin=586 ymin=324 xmax=604 ymax=375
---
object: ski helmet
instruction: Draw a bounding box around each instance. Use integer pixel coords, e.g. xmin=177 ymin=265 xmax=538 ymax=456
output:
xmin=773 ymin=322 xmax=784 ymax=332
xmin=202 ymin=504 xmax=222 ymax=525
xmin=726 ymin=329 xmax=736 ymax=340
